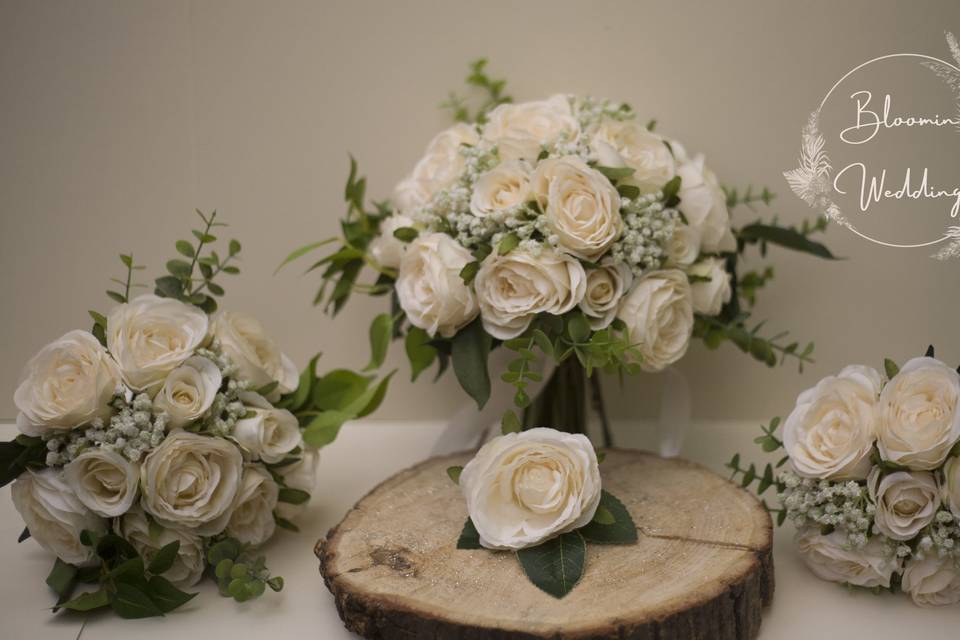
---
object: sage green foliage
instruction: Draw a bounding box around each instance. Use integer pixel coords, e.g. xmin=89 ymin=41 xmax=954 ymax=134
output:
xmin=207 ymin=538 xmax=283 ymax=604
xmin=726 ymin=417 xmax=790 ymax=527
xmin=440 ymin=58 xmax=512 ymax=124
xmin=46 ymin=530 xmax=197 ymax=618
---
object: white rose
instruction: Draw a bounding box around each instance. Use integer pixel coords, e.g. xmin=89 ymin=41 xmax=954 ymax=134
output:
xmin=686 ymin=258 xmax=732 ymax=316
xmin=483 ymin=95 xmax=579 ymax=162
xmin=782 ymin=365 xmax=882 ymax=480
xmin=902 ymin=553 xmax=960 ymax=607
xmin=941 ymin=456 xmax=960 ymax=517
xmin=470 ymin=161 xmax=532 ymax=217
xmin=369 ymin=213 xmax=415 ymax=269
xmin=532 ymin=156 xmax=623 ymax=261
xmin=275 ymin=447 xmax=320 ymax=521
xmin=579 ymin=261 xmax=633 ymax=330
xmin=676 ymin=155 xmax=736 ymax=253
xmin=459 ymin=427 xmax=601 ymax=550
xmin=153 ymin=356 xmax=222 ymax=429
xmin=233 ymin=392 xmax=303 ymax=464
xmin=795 ymin=527 xmax=899 ymax=588
xmin=615 ymin=269 xmax=693 ymax=372
xmin=396 ymin=232 xmax=479 ymax=338
xmin=64 ymin=448 xmax=139 ymax=518
xmin=393 ymin=123 xmax=480 ymax=212
xmin=591 ymin=120 xmax=675 ymax=192
xmin=877 ymin=356 xmax=960 ymax=470
xmin=140 ymin=431 xmax=243 ymax=534
xmin=225 ymin=465 xmax=279 ymax=546
xmin=11 ymin=469 xmax=106 ymax=566
xmin=212 ymin=311 xmax=298 ymax=396
xmin=14 ymin=330 xmax=121 ymax=437
xmin=475 ymin=248 xmax=586 ymax=340
xmin=117 ymin=507 xmax=205 ymax=588
xmin=666 ymin=223 xmax=701 ymax=268
xmin=107 ymin=295 xmax=209 ymax=393
xmin=868 ymin=468 xmax=939 ymax=540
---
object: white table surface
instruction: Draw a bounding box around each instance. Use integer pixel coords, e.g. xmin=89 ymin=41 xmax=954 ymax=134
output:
xmin=1 ymin=419 xmax=955 ymax=639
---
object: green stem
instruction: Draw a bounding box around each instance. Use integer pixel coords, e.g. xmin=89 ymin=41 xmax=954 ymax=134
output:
xmin=522 ymin=358 xmax=589 ymax=436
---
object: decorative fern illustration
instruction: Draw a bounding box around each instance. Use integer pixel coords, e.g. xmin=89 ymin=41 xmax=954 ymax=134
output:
xmin=783 ymin=111 xmax=849 ymax=227
xmin=920 ymin=31 xmax=960 ymax=132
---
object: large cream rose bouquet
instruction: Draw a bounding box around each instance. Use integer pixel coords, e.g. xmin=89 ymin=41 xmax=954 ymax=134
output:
xmin=732 ymin=346 xmax=960 ymax=607
xmin=284 ymin=60 xmax=836 ymax=440
xmin=1 ymin=212 xmax=380 ymax=618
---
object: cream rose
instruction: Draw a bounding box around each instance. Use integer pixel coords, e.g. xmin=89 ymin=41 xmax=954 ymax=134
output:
xmin=393 ymin=123 xmax=479 ymax=212
xmin=868 ymin=468 xmax=939 ymax=540
xmin=117 ymin=507 xmax=205 ymax=588
xmin=666 ymin=223 xmax=701 ymax=268
xmin=64 ymin=448 xmax=139 ymax=517
xmin=459 ymin=428 xmax=601 ymax=550
xmin=579 ymin=261 xmax=633 ymax=330
xmin=153 ymin=356 xmax=222 ymax=429
xmin=275 ymin=447 xmax=320 ymax=521
xmin=615 ymin=269 xmax=693 ymax=372
xmin=225 ymin=465 xmax=280 ymax=546
xmin=782 ymin=365 xmax=882 ymax=480
xmin=877 ymin=357 xmax=960 ymax=470
xmin=902 ymin=553 xmax=960 ymax=607
xmin=11 ymin=469 xmax=106 ymax=566
xmin=14 ymin=330 xmax=121 ymax=437
xmin=532 ymin=156 xmax=623 ymax=261
xmin=470 ymin=161 xmax=532 ymax=217
xmin=483 ymin=95 xmax=579 ymax=162
xmin=369 ymin=213 xmax=415 ymax=269
xmin=676 ymin=155 xmax=736 ymax=253
xmin=591 ymin=120 xmax=675 ymax=192
xmin=686 ymin=258 xmax=732 ymax=316
xmin=396 ymin=232 xmax=479 ymax=338
xmin=942 ymin=456 xmax=960 ymax=517
xmin=233 ymin=392 xmax=302 ymax=464
xmin=212 ymin=311 xmax=298 ymax=396
xmin=795 ymin=527 xmax=899 ymax=588
xmin=140 ymin=431 xmax=243 ymax=534
xmin=475 ymin=248 xmax=586 ymax=340
xmin=107 ymin=295 xmax=209 ymax=392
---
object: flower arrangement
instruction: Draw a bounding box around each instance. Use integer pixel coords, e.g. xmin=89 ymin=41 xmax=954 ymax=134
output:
xmin=1 ymin=211 xmax=381 ymax=618
xmin=446 ymin=425 xmax=636 ymax=598
xmin=284 ymin=60 xmax=836 ymax=439
xmin=731 ymin=346 xmax=960 ymax=607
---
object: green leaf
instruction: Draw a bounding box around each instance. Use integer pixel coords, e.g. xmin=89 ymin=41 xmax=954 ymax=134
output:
xmin=594 ymin=165 xmax=635 ymax=181
xmin=737 ymin=224 xmax=838 ymax=259
xmin=207 ymin=538 xmax=241 ymax=566
xmin=404 ymin=327 xmax=437 ymax=382
xmin=459 ymin=260 xmax=480 ymax=286
xmin=267 ymin=576 xmax=284 ymax=592
xmin=275 ymin=238 xmax=337 ymax=274
xmin=229 ymin=239 xmax=242 ymax=256
xmin=106 ymin=290 xmax=126 ymax=303
xmin=147 ymin=540 xmax=180 ymax=575
xmin=147 ymin=575 xmax=196 ymax=613
xmin=446 ymin=466 xmax=463 ymax=485
xmin=166 ymin=259 xmax=193 ymax=277
xmin=617 ymin=184 xmax=640 ymax=199
xmin=175 ymin=241 xmax=195 ymax=258
xmin=154 ymin=275 xmax=184 ymax=299
xmin=451 ymin=319 xmax=492 ymax=410
xmin=302 ymin=410 xmax=352 ymax=448
xmin=274 ymin=516 xmax=300 ymax=532
xmin=456 ymin=518 xmax=483 ymax=549
xmin=281 ymin=354 xmax=319 ymax=413
xmin=46 ymin=558 xmax=77 ymax=598
xmin=566 ymin=314 xmax=591 ymax=343
xmin=884 ymin=358 xmax=900 ymax=379
xmin=312 ymin=369 xmax=371 ymax=411
xmin=352 ymin=370 xmax=395 ymax=418
xmin=59 ymin=588 xmax=110 ymax=612
xmin=255 ymin=380 xmax=280 ymax=397
xmin=501 ymin=409 xmax=521 ymax=434
xmin=592 ymin=506 xmax=615 ymax=526
xmin=278 ymin=488 xmax=311 ymax=505
xmin=110 ymin=582 xmax=164 ymax=619
xmin=364 ymin=313 xmax=393 ymax=371
xmin=392 ymin=227 xmax=418 ymax=243
xmin=497 ymin=233 xmax=520 ymax=255
xmin=516 ymin=531 xmax=586 ymax=599
xmin=662 ymin=175 xmax=682 ymax=203
xmin=578 ymin=491 xmax=638 ymax=544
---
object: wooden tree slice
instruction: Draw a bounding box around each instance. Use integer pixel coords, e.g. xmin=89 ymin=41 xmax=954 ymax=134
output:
xmin=317 ymin=449 xmax=773 ymax=640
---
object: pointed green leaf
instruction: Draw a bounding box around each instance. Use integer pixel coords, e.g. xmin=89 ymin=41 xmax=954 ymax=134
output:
xmin=59 ymin=588 xmax=110 ymax=612
xmin=456 ymin=518 xmax=482 ymax=549
xmin=46 ymin=558 xmax=77 ymax=598
xmin=109 ymin=583 xmax=164 ymax=619
xmin=404 ymin=327 xmax=437 ymax=382
xmin=147 ymin=540 xmax=180 ymax=575
xmin=516 ymin=531 xmax=586 ymax=598
xmin=446 ymin=466 xmax=463 ymax=485
xmin=884 ymin=358 xmax=900 ymax=379
xmin=146 ymin=575 xmax=196 ymax=613
xmin=275 ymin=238 xmax=337 ymax=274
xmin=578 ymin=490 xmax=638 ymax=544
xmin=501 ymin=410 xmax=521 ymax=434
xmin=364 ymin=313 xmax=393 ymax=371
xmin=175 ymin=241 xmax=195 ymax=258
xmin=451 ymin=319 xmax=491 ymax=409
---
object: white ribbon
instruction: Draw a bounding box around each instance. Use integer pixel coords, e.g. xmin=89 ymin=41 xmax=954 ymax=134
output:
xmin=431 ymin=356 xmax=692 ymax=457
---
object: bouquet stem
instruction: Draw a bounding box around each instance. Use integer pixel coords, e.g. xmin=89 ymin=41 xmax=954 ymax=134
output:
xmin=522 ymin=359 xmax=612 ymax=446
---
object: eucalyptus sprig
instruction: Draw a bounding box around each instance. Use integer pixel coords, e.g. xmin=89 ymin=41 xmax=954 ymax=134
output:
xmin=725 ymin=416 xmax=789 ymax=525
xmin=440 ymin=58 xmax=512 ymax=124
xmin=207 ymin=538 xmax=283 ymax=603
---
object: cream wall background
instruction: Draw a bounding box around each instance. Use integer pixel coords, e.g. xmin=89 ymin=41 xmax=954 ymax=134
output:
xmin=1 ymin=0 xmax=958 ymax=423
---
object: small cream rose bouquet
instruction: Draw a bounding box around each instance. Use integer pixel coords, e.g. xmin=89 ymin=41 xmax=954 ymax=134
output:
xmin=285 ymin=60 xmax=836 ymax=440
xmin=446 ymin=426 xmax=636 ymax=598
xmin=732 ymin=346 xmax=960 ymax=607
xmin=1 ymin=212 xmax=376 ymax=619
